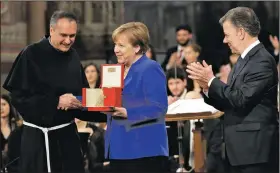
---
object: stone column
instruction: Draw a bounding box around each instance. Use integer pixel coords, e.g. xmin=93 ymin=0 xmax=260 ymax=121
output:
xmin=119 ymin=2 xmax=125 ymax=24
xmin=102 ymin=2 xmax=107 ymax=23
xmin=107 ymin=2 xmax=113 ymax=24
xmin=157 ymin=3 xmax=164 ymax=49
xmin=84 ymin=2 xmax=92 ymax=25
xmin=27 ymin=1 xmax=46 ymax=44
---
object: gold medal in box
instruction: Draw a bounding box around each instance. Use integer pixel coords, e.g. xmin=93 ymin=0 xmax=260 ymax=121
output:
xmin=82 ymin=64 xmax=124 ymax=111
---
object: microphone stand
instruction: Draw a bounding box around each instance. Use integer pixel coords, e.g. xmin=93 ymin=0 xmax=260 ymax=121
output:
xmin=1 ymin=157 xmax=20 ymax=173
xmin=174 ymin=53 xmax=188 ymax=173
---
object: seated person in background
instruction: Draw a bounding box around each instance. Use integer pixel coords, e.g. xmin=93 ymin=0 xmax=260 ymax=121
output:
xmin=183 ymin=43 xmax=203 ymax=92
xmin=146 ymin=44 xmax=157 ymax=61
xmin=75 ymin=118 xmax=109 ymax=173
xmin=269 ymin=35 xmax=280 ymax=111
xmin=166 ymin=67 xmax=201 ymax=172
xmin=166 ymin=42 xmax=202 ymax=73
xmin=1 ymin=94 xmax=21 ymax=171
xmin=269 ymin=34 xmax=279 ymax=64
xmin=216 ymin=63 xmax=231 ymax=84
xmin=161 ymin=24 xmax=193 ymax=71
xmin=229 ymin=53 xmax=239 ymax=66
xmin=167 ymin=68 xmax=188 ymax=105
xmin=84 ymin=63 xmax=101 ymax=89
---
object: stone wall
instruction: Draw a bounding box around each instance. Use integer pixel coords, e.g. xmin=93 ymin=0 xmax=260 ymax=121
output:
xmin=1 ymin=1 xmax=27 ymax=62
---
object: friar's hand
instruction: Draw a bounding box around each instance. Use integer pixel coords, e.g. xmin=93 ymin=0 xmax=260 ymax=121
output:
xmin=186 ymin=61 xmax=214 ymax=90
xmin=112 ymin=107 xmax=128 ymax=118
xmin=58 ymin=93 xmax=82 ymax=110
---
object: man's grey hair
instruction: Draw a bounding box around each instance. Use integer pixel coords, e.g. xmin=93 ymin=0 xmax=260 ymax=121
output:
xmin=219 ymin=7 xmax=261 ymax=37
xmin=50 ymin=10 xmax=78 ymax=28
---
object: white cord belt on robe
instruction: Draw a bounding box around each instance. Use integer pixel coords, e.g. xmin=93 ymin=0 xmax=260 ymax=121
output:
xmin=23 ymin=121 xmax=73 ymax=173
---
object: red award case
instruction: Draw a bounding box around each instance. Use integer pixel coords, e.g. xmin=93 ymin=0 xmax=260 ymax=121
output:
xmin=82 ymin=64 xmax=124 ymax=111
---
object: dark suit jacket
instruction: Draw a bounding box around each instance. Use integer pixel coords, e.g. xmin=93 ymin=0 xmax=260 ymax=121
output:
xmin=162 ymin=45 xmax=194 ymax=72
xmin=203 ymin=43 xmax=279 ymax=166
xmin=161 ymin=46 xmax=178 ymax=71
xmin=86 ymin=123 xmax=106 ymax=172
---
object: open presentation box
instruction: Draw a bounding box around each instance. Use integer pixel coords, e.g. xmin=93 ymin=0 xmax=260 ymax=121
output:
xmin=82 ymin=64 xmax=124 ymax=111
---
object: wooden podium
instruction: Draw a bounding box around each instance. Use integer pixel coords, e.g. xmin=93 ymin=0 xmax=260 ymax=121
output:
xmin=166 ymin=111 xmax=224 ymax=173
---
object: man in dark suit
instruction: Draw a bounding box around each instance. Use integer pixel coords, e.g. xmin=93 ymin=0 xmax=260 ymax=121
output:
xmin=187 ymin=7 xmax=279 ymax=173
xmin=161 ymin=25 xmax=193 ymax=71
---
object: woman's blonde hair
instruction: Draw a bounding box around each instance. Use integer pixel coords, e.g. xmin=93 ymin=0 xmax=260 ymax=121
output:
xmin=112 ymin=22 xmax=150 ymax=54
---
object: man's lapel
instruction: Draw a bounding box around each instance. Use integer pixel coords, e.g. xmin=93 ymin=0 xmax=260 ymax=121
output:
xmin=229 ymin=57 xmax=250 ymax=85
xmin=227 ymin=64 xmax=236 ymax=84
xmin=228 ymin=43 xmax=264 ymax=86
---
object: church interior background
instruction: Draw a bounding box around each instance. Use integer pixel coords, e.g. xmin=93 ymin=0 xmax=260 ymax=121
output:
xmin=1 ymin=1 xmax=279 ymax=94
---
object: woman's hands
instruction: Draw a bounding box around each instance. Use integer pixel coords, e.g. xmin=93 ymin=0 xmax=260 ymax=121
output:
xmin=111 ymin=107 xmax=128 ymax=118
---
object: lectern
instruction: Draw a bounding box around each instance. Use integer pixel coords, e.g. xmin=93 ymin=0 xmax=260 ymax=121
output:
xmin=166 ymin=99 xmax=224 ymax=173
